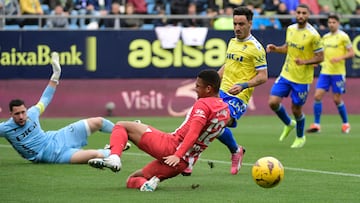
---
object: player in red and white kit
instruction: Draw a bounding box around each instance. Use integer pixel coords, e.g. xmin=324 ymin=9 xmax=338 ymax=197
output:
xmin=88 ymin=69 xmax=230 ymax=191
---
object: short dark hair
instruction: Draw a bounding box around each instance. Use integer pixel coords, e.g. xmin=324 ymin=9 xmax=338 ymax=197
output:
xmin=197 ymin=69 xmax=221 ymax=93
xmin=233 ymin=6 xmax=253 ymax=21
xmin=328 ymin=13 xmax=340 ymax=22
xmin=9 ymin=99 xmax=25 ymax=112
xmin=297 ymin=4 xmax=310 ymax=12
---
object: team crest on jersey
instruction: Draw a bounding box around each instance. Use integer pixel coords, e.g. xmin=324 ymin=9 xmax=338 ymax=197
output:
xmin=194 ymin=108 xmax=206 ymax=118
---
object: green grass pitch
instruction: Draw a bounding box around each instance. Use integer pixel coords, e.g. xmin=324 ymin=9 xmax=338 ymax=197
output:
xmin=1 ymin=115 xmax=359 ymax=202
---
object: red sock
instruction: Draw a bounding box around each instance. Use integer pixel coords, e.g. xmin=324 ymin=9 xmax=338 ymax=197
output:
xmin=127 ymin=177 xmax=147 ymax=189
xmin=110 ymin=125 xmax=128 ymax=156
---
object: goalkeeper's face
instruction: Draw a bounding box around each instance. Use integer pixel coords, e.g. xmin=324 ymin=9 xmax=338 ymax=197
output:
xmin=10 ymin=105 xmax=28 ymax=126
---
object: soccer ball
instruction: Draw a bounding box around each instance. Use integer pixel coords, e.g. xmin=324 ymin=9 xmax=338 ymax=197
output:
xmin=251 ymin=156 xmax=284 ymax=188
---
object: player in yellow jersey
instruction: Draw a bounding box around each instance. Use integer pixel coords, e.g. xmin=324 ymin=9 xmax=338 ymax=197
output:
xmin=266 ymin=4 xmax=324 ymax=148
xmin=181 ymin=6 xmax=268 ymax=176
xmin=306 ymin=14 xmax=355 ymax=134
xmin=218 ymin=6 xmax=268 ymax=174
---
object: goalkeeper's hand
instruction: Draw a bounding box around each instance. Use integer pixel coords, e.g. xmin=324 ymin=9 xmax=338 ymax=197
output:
xmin=50 ymin=52 xmax=61 ymax=84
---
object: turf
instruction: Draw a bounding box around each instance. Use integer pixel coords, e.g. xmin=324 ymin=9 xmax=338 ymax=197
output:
xmin=1 ymin=115 xmax=359 ymax=203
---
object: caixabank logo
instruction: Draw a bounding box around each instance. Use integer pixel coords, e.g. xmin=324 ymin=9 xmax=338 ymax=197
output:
xmin=0 ymin=36 xmax=97 ymax=72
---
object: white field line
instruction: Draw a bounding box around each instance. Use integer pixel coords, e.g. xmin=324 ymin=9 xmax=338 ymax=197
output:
xmin=1 ymin=144 xmax=359 ymax=178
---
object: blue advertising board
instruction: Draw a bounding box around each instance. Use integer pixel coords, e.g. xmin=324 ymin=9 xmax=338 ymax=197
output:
xmin=0 ymin=29 xmax=360 ymax=79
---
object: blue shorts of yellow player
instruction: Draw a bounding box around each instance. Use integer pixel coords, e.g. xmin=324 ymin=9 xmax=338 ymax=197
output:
xmin=316 ymin=74 xmax=345 ymax=94
xmin=270 ymin=76 xmax=310 ymax=106
xmin=220 ymin=90 xmax=247 ymax=128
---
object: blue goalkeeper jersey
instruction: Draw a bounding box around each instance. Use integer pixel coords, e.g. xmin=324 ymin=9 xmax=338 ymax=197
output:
xmin=0 ymin=85 xmax=56 ymax=161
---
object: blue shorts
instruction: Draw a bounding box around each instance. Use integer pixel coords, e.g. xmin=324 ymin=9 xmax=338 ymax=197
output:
xmin=316 ymin=74 xmax=345 ymax=94
xmin=270 ymin=76 xmax=310 ymax=106
xmin=220 ymin=90 xmax=247 ymax=127
xmin=35 ymin=120 xmax=89 ymax=163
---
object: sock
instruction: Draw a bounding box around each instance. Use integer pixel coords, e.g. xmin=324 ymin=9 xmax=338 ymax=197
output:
xmin=97 ymin=149 xmax=110 ymax=158
xmin=337 ymin=102 xmax=348 ymax=123
xmin=296 ymin=114 xmax=305 ymax=138
xmin=313 ymin=101 xmax=322 ymax=124
xmin=110 ymin=125 xmax=128 ymax=156
xmin=100 ymin=118 xmax=115 ymax=133
xmin=217 ymin=128 xmax=238 ymax=154
xmin=127 ymin=176 xmax=147 ymax=189
xmin=274 ymin=104 xmax=292 ymax=125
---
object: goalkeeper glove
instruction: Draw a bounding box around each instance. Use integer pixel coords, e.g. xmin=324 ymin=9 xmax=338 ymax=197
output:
xmin=50 ymin=52 xmax=61 ymax=84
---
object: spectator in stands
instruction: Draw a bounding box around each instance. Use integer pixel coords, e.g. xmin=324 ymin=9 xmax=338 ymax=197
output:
xmin=152 ymin=3 xmax=170 ymax=27
xmin=263 ymin=0 xmax=280 ymax=16
xmin=276 ymin=2 xmax=292 ymax=28
xmin=299 ymin=0 xmax=320 ymax=15
xmin=281 ymin=0 xmax=299 ymax=15
xmin=182 ymin=2 xmax=205 ymax=27
xmin=121 ymin=2 xmax=143 ymax=29
xmin=202 ymin=6 xmax=219 ymax=28
xmin=318 ymin=4 xmax=331 ymax=30
xmin=46 ymin=4 xmax=69 ymax=28
xmin=19 ymin=0 xmax=44 ymax=27
xmin=224 ymin=0 xmax=245 ymax=8
xmin=244 ymin=0 xmax=263 ymax=8
xmin=100 ymin=1 xmax=121 ymax=29
xmin=349 ymin=4 xmax=360 ymax=29
xmin=44 ymin=0 xmax=77 ymax=26
xmin=73 ymin=0 xmax=100 ymax=29
xmin=170 ymin=0 xmax=189 ymax=26
xmin=0 ymin=0 xmax=22 ymax=26
xmin=44 ymin=0 xmax=75 ymax=15
xmin=127 ymin=0 xmax=147 ymax=14
xmin=190 ymin=0 xmax=208 ymax=15
xmin=213 ymin=5 xmax=233 ymax=30
xmin=247 ymin=2 xmax=281 ymax=30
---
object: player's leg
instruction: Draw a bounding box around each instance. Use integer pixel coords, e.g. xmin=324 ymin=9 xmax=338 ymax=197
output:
xmin=85 ymin=117 xmax=114 ymax=133
xmin=88 ymin=122 xmax=145 ymax=172
xmin=217 ymin=92 xmax=247 ymax=175
xmin=70 ymin=149 xmax=107 ymax=164
xmin=217 ymin=127 xmax=245 ymax=175
xmin=331 ymin=75 xmax=350 ymax=133
xmin=307 ymin=88 xmax=326 ymax=133
xmin=289 ymin=83 xmax=309 ymax=148
xmin=269 ymin=77 xmax=296 ymax=141
xmin=290 ymin=104 xmax=306 ymax=148
xmin=307 ymin=74 xmax=329 ymax=133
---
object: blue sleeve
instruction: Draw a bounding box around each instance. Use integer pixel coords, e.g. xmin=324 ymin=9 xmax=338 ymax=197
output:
xmin=35 ymin=85 xmax=56 ymax=114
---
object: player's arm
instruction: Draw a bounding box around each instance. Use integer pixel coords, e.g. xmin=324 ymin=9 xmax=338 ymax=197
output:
xmin=331 ymin=46 xmax=355 ymax=63
xmin=295 ymin=50 xmax=324 ymax=66
xmin=163 ymin=119 xmax=203 ymax=167
xmin=35 ymin=52 xmax=61 ymax=114
xmin=228 ymin=68 xmax=268 ymax=95
xmin=266 ymin=43 xmax=288 ymax=54
xmin=217 ymin=65 xmax=225 ymax=79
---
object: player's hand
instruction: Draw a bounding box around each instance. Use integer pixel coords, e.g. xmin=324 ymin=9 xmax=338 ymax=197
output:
xmin=266 ymin=44 xmax=276 ymax=53
xmin=330 ymin=57 xmax=342 ymax=63
xmin=228 ymin=84 xmax=244 ymax=95
xmin=50 ymin=52 xmax=61 ymax=84
xmin=163 ymin=155 xmax=180 ymax=167
xmin=295 ymin=58 xmax=306 ymax=65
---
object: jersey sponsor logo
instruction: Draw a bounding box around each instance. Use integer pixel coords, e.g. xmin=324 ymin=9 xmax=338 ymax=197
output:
xmin=16 ymin=122 xmax=38 ymax=141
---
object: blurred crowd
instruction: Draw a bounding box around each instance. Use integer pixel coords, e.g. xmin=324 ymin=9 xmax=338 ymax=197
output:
xmin=0 ymin=0 xmax=359 ymax=30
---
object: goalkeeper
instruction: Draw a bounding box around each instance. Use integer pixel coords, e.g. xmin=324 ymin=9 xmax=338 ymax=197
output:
xmin=0 ymin=52 xmax=122 ymax=164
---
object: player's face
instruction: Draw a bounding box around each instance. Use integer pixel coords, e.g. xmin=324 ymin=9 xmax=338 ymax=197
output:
xmin=328 ymin=18 xmax=339 ymax=33
xmin=233 ymin=15 xmax=252 ymax=40
xmin=195 ymin=78 xmax=210 ymax=99
xmin=295 ymin=7 xmax=309 ymax=26
xmin=11 ymin=105 xmax=28 ymax=126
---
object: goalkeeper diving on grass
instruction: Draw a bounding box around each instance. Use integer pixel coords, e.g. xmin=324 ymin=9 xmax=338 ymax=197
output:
xmin=0 ymin=52 xmax=129 ymax=164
